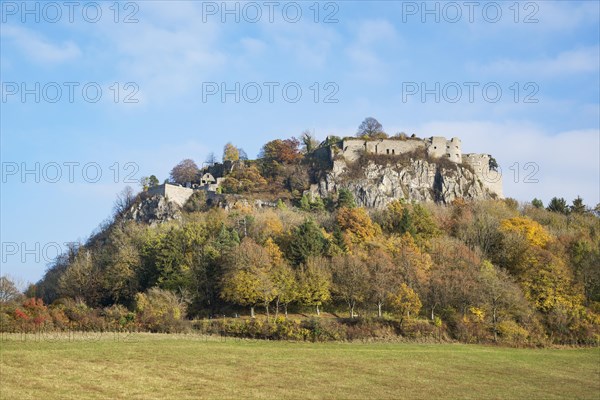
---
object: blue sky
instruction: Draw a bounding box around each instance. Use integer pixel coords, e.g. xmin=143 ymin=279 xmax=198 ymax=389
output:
xmin=1 ymin=1 xmax=599 ymax=285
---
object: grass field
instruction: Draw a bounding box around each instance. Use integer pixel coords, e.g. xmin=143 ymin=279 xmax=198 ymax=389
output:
xmin=1 ymin=333 xmax=598 ymax=400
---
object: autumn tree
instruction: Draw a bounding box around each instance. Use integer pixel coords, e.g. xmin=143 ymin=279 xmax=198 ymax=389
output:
xmin=135 ymin=287 xmax=188 ymax=332
xmin=260 ymin=137 xmax=302 ymax=164
xmin=59 ymin=250 xmax=96 ymax=301
xmin=476 ymin=261 xmax=527 ymax=342
xmin=170 ymin=159 xmax=199 ymax=185
xmin=220 ymin=165 xmax=268 ymax=194
xmin=387 ymin=233 xmax=432 ymax=289
xmin=336 ymin=207 xmax=380 ymax=244
xmin=221 ymin=238 xmax=275 ymax=317
xmin=388 ymin=283 xmax=422 ymax=325
xmin=331 ymin=254 xmax=371 ymax=318
xmin=265 ymin=238 xmax=298 ymax=317
xmin=259 ymin=137 xmax=303 ymax=179
xmin=365 ymin=248 xmax=397 ymax=317
xmin=500 ymin=217 xmax=551 ymax=248
xmin=223 ymin=143 xmax=240 ymax=162
xmin=298 ymin=256 xmax=331 ymax=315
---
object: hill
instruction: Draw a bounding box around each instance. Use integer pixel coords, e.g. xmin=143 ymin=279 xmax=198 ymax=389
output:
xmin=4 ymin=129 xmax=599 ymax=346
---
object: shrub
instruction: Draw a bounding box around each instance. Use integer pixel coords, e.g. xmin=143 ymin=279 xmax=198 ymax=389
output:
xmin=497 ymin=320 xmax=529 ymax=346
xmin=135 ymin=288 xmax=188 ymax=333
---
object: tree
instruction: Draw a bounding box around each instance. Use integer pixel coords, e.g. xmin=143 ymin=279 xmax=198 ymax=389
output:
xmin=531 ymin=198 xmax=544 ymax=209
xmin=298 ymin=257 xmax=331 ymax=316
xmin=300 ymin=130 xmax=319 ymax=154
xmin=221 ymin=238 xmax=274 ymax=317
xmin=113 ymin=186 xmax=136 ymax=218
xmin=170 ymin=159 xmax=199 ymax=185
xmin=223 ymin=143 xmax=240 ymax=162
xmin=259 ymin=138 xmax=302 ymax=164
xmin=140 ymin=176 xmax=150 ymax=191
xmin=0 ymin=276 xmax=22 ymax=303
xmin=476 ymin=261 xmax=526 ymax=342
xmin=135 ymin=287 xmax=188 ymax=332
xmin=388 ymin=283 xmax=422 ymax=325
xmin=140 ymin=174 xmax=161 ymax=191
xmin=205 ymin=152 xmax=217 ymax=165
xmin=220 ymin=165 xmax=268 ymax=194
xmin=287 ymin=219 xmax=326 ymax=266
xmin=331 ymin=254 xmax=371 ymax=318
xmin=571 ymin=196 xmax=586 ymax=214
xmin=300 ymin=193 xmax=311 ymax=211
xmin=336 ymin=189 xmax=356 ymax=209
xmin=366 ymin=249 xmax=397 ymax=317
xmin=336 ymin=207 xmax=380 ymax=244
xmin=380 ymin=200 xmax=414 ymax=236
xmin=357 ymin=117 xmax=386 ymax=138
xmin=547 ymin=197 xmax=568 ymax=214
xmin=148 ymin=175 xmax=159 ymax=187
xmin=271 ymin=262 xmax=298 ymax=318
xmin=238 ymin=148 xmax=249 ymax=161
xmin=58 ymin=250 xmax=97 ymax=304
xmin=500 ymin=217 xmax=551 ymax=248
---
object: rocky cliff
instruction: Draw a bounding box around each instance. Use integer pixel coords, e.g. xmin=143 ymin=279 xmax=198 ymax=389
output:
xmin=310 ymin=158 xmax=500 ymax=209
xmin=124 ymin=195 xmax=182 ymax=225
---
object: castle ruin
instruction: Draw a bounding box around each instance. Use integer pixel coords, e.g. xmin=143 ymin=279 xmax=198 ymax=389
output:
xmin=337 ymin=136 xmax=462 ymax=163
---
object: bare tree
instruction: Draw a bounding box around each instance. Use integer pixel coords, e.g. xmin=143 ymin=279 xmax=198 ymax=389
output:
xmin=357 ymin=117 xmax=386 ymax=138
xmin=205 ymin=152 xmax=217 ymax=166
xmin=238 ymin=148 xmax=249 ymax=161
xmin=113 ymin=186 xmax=136 ymax=217
xmin=0 ymin=275 xmax=22 ymax=303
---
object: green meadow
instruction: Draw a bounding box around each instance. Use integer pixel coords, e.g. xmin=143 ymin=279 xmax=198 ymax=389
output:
xmin=1 ymin=333 xmax=598 ymax=399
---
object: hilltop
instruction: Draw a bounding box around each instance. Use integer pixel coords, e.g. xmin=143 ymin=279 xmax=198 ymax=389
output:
xmin=5 ymin=119 xmax=599 ymax=347
xmin=125 ymin=128 xmax=502 ymax=224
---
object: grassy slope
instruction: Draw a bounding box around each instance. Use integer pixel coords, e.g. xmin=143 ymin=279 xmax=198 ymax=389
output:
xmin=1 ymin=334 xmax=598 ymax=400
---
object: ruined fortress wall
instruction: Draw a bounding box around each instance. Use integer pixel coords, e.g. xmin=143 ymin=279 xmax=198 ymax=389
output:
xmin=342 ymin=139 xmax=425 ymax=162
xmin=342 ymin=137 xmax=462 ymax=163
xmin=147 ymin=184 xmax=194 ymax=207
xmin=462 ymin=154 xmax=504 ymax=198
xmin=427 ymin=137 xmax=462 ymax=163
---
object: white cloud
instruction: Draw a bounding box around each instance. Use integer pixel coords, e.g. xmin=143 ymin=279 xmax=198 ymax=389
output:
xmin=2 ymin=25 xmax=81 ymax=64
xmin=478 ymin=46 xmax=600 ymax=77
xmin=86 ymin=3 xmax=226 ymax=104
xmin=399 ymin=120 xmax=600 ymax=205
xmin=262 ymin=20 xmax=340 ymax=69
xmin=535 ymin=2 xmax=600 ymax=31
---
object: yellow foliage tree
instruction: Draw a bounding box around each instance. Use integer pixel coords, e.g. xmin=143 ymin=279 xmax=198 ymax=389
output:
xmin=500 ymin=217 xmax=551 ymax=248
xmin=336 ymin=207 xmax=381 ymax=244
xmin=388 ymin=283 xmax=422 ymax=325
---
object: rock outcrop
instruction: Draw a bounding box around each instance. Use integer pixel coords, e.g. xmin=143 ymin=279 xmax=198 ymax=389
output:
xmin=310 ymin=158 xmax=498 ymax=209
xmin=124 ymin=195 xmax=182 ymax=225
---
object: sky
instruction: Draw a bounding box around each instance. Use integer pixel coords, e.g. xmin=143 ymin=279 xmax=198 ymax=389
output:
xmin=1 ymin=0 xmax=599 ymax=285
